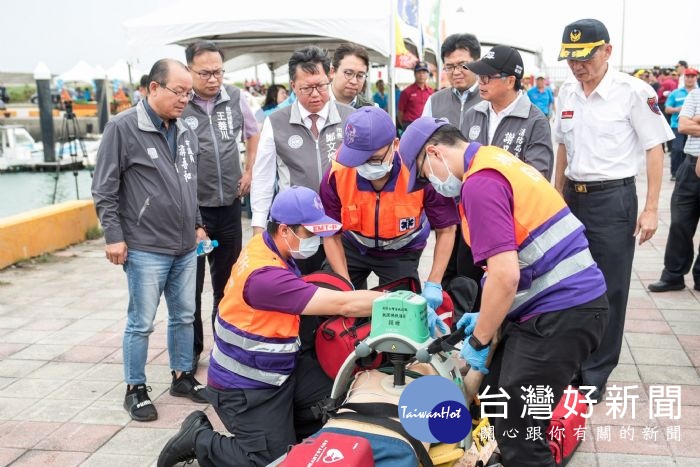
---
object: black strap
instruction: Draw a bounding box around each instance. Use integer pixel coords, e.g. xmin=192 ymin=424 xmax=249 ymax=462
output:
xmin=332 ymin=403 xmax=433 ymax=467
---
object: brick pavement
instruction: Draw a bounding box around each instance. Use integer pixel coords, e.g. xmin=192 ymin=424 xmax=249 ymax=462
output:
xmin=0 ymin=161 xmax=699 ymax=466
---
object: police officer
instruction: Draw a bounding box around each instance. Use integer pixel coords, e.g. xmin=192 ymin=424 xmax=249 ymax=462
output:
xmin=319 ymin=106 xmax=459 ymax=312
xmin=553 ymin=19 xmax=673 ymax=400
xmin=157 ymin=186 xmax=388 ymax=467
xmin=400 ymin=117 xmax=608 ymax=467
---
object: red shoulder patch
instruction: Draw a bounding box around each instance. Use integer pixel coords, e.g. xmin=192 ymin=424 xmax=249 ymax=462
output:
xmin=647 ymin=97 xmax=661 ymax=115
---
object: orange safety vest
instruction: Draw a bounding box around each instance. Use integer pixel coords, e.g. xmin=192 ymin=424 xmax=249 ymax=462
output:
xmin=460 ymin=146 xmax=565 ymax=246
xmin=459 ymin=144 xmax=595 ymax=316
xmin=330 ymin=158 xmax=425 ymax=250
xmin=213 ymin=234 xmax=301 ymax=386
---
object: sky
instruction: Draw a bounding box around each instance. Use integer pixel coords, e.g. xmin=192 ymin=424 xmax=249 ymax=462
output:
xmin=1 ymin=0 xmax=698 ymax=81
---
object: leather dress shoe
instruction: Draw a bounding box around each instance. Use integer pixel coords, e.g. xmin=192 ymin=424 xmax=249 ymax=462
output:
xmin=589 ymin=384 xmax=606 ymax=405
xmin=648 ymin=280 xmax=685 ymax=293
xmin=157 ymin=410 xmax=212 ymax=467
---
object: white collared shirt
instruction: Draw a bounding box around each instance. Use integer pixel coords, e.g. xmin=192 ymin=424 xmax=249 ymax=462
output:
xmin=298 ymin=101 xmax=330 ymax=131
xmin=251 ymin=101 xmax=331 ymax=228
xmin=554 ymin=68 xmax=674 ymax=181
xmin=487 ymin=92 xmax=522 ymax=144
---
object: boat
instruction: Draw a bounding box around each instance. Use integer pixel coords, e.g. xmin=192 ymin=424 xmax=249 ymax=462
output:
xmin=0 ymin=124 xmax=102 ymax=172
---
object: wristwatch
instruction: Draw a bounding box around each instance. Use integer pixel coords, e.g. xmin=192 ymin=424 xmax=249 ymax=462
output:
xmin=468 ymin=334 xmax=491 ymax=351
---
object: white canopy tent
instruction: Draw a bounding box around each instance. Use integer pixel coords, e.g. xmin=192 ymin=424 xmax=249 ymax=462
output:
xmin=124 ymin=0 xmax=404 ymax=115
xmin=106 ymin=59 xmax=145 ymax=84
xmin=55 ymin=60 xmax=96 ymax=83
xmin=123 ymin=0 xmax=540 ymax=117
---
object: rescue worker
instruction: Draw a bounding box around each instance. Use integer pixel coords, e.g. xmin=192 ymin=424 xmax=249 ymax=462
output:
xmin=400 ymin=117 xmax=609 ymax=467
xmin=157 ymin=186 xmax=451 ymax=467
xmin=320 ymin=106 xmax=460 ymax=314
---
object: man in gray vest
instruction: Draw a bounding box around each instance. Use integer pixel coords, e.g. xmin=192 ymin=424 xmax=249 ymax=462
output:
xmin=422 ymin=33 xmax=482 ymax=134
xmin=464 ymin=45 xmax=553 ymax=179
xmin=251 ymin=45 xmax=354 ymax=273
xmin=181 ymin=41 xmax=260 ymax=370
xmin=422 ymin=33 xmax=483 ymax=300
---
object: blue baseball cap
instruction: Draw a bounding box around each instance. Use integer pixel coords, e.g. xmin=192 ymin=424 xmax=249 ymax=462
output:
xmin=336 ymin=107 xmax=396 ymax=168
xmin=270 ymin=186 xmax=341 ymax=237
xmin=398 ymin=117 xmax=450 ymax=192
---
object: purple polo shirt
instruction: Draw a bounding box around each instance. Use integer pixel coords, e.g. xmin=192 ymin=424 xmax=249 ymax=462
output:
xmin=460 ymin=148 xmax=606 ymax=322
xmin=243 ymin=232 xmax=319 ymax=313
xmin=319 ymin=153 xmax=459 ymax=257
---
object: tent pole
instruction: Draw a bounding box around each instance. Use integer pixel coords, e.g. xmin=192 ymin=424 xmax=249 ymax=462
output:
xmin=268 ymin=62 xmax=275 ymax=85
xmin=388 ymin=0 xmax=396 ymax=124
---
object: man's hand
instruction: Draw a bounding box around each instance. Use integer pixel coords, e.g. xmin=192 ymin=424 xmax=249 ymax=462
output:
xmin=196 ymin=227 xmax=208 ymax=243
xmin=105 ymin=242 xmax=128 ymax=265
xmin=238 ymin=171 xmax=252 ymax=197
xmin=634 ymin=209 xmax=658 ymax=245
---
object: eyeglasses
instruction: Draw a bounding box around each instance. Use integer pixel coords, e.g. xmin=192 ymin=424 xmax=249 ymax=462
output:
xmin=366 ymin=144 xmax=393 ymax=166
xmin=342 ymin=69 xmax=367 ymax=81
xmin=192 ymin=69 xmax=224 ymax=80
xmin=477 ymin=73 xmax=508 ymax=85
xmin=443 ymin=63 xmax=470 ymax=73
xmin=416 ymin=150 xmax=430 ymax=183
xmin=160 ymin=84 xmax=194 ymax=100
xmin=296 ymin=83 xmax=330 ymax=96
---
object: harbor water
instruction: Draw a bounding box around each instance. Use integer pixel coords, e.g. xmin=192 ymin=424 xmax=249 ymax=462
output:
xmin=0 ymin=170 xmax=94 ymax=218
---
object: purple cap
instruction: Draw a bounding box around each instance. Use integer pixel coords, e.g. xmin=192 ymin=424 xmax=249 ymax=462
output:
xmin=270 ymin=186 xmax=341 ymax=237
xmin=398 ymin=117 xmax=450 ymax=192
xmin=336 ymin=107 xmax=396 ymax=168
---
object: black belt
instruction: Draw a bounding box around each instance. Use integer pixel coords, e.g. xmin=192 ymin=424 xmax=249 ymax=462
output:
xmin=568 ymin=177 xmax=635 ymax=193
xmin=686 ymin=154 xmax=698 ymax=164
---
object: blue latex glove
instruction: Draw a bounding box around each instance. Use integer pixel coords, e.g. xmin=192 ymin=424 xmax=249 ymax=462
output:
xmin=456 ymin=312 xmax=480 ymax=335
xmin=460 ymin=334 xmax=490 ymax=374
xmin=422 ymin=281 xmax=444 ymax=310
xmin=427 ymin=305 xmax=449 ymax=338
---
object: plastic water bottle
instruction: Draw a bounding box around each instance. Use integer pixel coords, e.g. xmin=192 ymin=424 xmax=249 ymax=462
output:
xmin=196 ymin=239 xmax=219 ymax=256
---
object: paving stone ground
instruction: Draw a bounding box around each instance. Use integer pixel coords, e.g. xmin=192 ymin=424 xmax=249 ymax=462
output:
xmin=0 ymin=158 xmax=699 ymax=466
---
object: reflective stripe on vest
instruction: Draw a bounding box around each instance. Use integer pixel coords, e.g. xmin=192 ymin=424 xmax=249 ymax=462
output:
xmin=330 ymin=158 xmax=425 ymax=250
xmin=214 ymin=318 xmax=300 ymax=354
xmin=346 ymin=227 xmax=424 ymax=250
xmin=510 ymin=249 xmax=595 ymax=312
xmin=518 ymin=212 xmax=583 ymax=267
xmin=211 ymin=345 xmax=290 ymax=387
xmin=215 ymin=234 xmax=301 ymax=386
xmin=459 ymin=145 xmax=593 ymax=316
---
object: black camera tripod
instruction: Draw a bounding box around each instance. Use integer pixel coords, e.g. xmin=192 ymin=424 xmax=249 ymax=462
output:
xmin=52 ymin=101 xmax=89 ymax=204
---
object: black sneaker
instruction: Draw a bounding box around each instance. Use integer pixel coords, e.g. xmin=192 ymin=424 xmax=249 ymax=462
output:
xmin=170 ymin=371 xmax=208 ymax=403
xmin=124 ymin=384 xmax=158 ymax=421
xmin=157 ymin=410 xmax=212 ymax=467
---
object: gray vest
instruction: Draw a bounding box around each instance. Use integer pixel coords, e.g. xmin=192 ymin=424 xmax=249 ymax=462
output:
xmin=182 ymin=85 xmax=243 ymax=207
xmin=430 ymin=87 xmax=482 ymax=136
xmin=269 ymin=101 xmax=354 ymax=191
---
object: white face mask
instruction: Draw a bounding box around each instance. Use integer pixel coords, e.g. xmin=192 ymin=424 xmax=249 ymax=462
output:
xmin=426 ymin=152 xmax=462 ymax=198
xmin=286 ymin=228 xmax=321 ymax=259
xmin=356 ymin=161 xmax=393 ymax=180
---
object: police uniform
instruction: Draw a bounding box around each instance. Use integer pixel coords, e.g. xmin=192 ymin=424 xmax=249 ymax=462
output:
xmin=555 ymin=19 xmax=674 ymax=392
